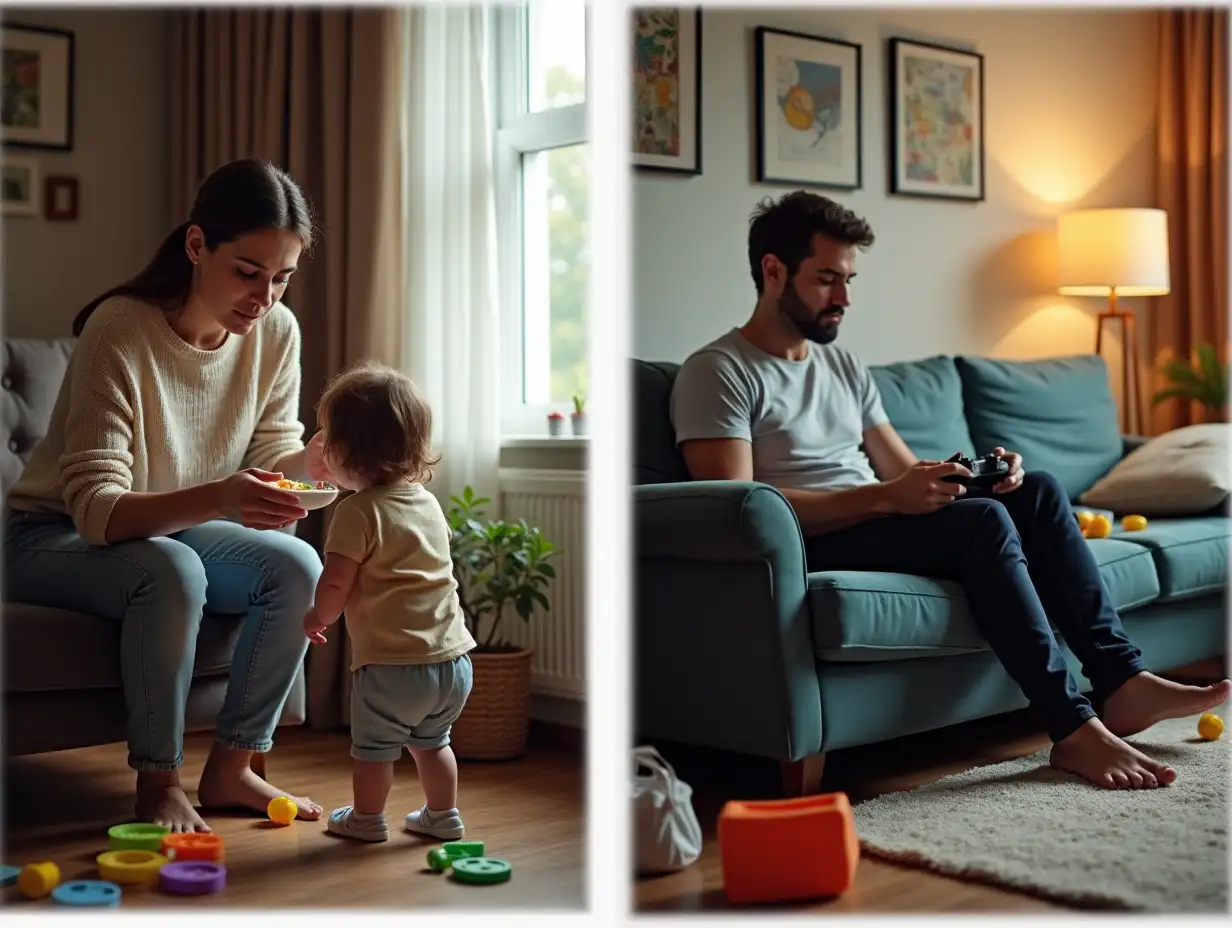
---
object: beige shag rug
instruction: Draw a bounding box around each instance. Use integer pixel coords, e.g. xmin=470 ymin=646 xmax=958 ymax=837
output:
xmin=852 ymin=705 xmax=1229 ymax=912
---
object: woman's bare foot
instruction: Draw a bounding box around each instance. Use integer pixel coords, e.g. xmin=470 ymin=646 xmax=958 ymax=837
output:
xmin=1102 ymin=672 xmax=1231 ymax=737
xmin=196 ymin=743 xmax=323 ymax=820
xmin=1050 ymin=717 xmax=1177 ymax=789
xmin=135 ymin=771 xmax=211 ymax=833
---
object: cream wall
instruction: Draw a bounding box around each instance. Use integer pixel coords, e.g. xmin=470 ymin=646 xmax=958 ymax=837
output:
xmin=632 ymin=7 xmax=1161 ymax=373
xmin=2 ymin=9 xmax=172 ymax=339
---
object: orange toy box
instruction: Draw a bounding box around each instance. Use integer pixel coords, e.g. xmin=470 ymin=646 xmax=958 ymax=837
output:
xmin=718 ymin=792 xmax=860 ymax=905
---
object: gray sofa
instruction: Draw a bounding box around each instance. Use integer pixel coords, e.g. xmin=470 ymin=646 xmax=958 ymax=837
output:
xmin=2 ymin=336 xmax=306 ymax=757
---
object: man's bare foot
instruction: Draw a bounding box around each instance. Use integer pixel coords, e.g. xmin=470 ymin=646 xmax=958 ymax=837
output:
xmin=135 ymin=771 xmax=211 ymax=833
xmin=1102 ymin=672 xmax=1231 ymax=737
xmin=197 ymin=744 xmax=323 ymax=820
xmin=1050 ymin=717 xmax=1177 ymax=789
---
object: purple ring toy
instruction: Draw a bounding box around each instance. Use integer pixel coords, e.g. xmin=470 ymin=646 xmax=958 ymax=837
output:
xmin=159 ymin=861 xmax=227 ymax=895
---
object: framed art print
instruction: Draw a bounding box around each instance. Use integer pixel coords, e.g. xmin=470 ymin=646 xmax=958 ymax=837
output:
xmin=755 ymin=27 xmax=862 ymax=190
xmin=2 ymin=23 xmax=75 ymax=151
xmin=2 ymin=155 xmax=39 ymax=216
xmin=632 ymin=8 xmax=701 ymax=175
xmin=889 ymin=38 xmax=984 ymax=201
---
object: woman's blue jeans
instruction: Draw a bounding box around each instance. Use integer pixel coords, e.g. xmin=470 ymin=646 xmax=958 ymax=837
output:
xmin=4 ymin=511 xmax=322 ymax=772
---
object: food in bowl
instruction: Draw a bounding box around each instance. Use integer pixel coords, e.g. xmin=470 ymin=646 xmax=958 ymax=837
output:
xmin=266 ymin=476 xmax=339 ymax=511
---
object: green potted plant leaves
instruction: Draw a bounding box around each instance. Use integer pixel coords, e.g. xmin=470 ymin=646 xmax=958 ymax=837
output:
xmin=1151 ymin=343 xmax=1228 ymax=423
xmin=445 ymin=486 xmax=558 ymax=760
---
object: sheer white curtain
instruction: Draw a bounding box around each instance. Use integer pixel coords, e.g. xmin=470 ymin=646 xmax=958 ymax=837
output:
xmin=403 ymin=4 xmax=502 ymax=510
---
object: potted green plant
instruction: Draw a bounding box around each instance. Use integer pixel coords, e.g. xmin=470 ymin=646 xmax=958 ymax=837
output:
xmin=571 ymin=394 xmax=587 ymax=436
xmin=445 ymin=486 xmax=558 ymax=760
xmin=1151 ymin=342 xmax=1228 ymax=423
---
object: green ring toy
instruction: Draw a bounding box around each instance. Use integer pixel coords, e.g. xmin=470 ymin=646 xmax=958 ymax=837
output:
xmin=450 ymin=857 xmax=512 ymax=885
xmin=108 ymin=823 xmax=171 ymax=853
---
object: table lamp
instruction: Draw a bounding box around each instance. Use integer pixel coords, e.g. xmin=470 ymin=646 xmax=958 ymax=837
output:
xmin=1058 ymin=207 xmax=1170 ymax=433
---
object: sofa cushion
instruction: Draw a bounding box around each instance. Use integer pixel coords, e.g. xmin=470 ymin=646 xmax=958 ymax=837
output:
xmin=3 ymin=603 xmax=244 ymax=692
xmin=1109 ymin=517 xmax=1229 ymax=602
xmin=955 ymin=355 xmax=1123 ymax=501
xmin=1079 ymin=424 xmax=1231 ymax=516
xmin=2 ymin=338 xmax=75 ymax=498
xmin=634 ymin=360 xmax=690 ymax=485
xmin=870 ymin=356 xmax=976 ymax=462
xmin=809 ymin=538 xmax=1160 ymax=661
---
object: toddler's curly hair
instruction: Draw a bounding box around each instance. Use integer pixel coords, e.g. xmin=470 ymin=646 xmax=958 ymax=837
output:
xmin=316 ymin=361 xmax=440 ymax=486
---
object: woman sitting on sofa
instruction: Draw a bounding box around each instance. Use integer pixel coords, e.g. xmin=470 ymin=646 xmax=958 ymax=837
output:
xmin=4 ymin=158 xmax=328 ymax=832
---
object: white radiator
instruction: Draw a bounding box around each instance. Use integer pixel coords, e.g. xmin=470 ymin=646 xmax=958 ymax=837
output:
xmin=496 ymin=468 xmax=587 ymax=701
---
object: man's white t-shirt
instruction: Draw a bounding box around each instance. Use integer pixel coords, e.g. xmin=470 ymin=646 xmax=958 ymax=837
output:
xmin=670 ymin=328 xmax=889 ymax=492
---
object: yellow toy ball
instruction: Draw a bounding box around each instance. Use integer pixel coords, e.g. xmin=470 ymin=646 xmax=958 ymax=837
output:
xmin=1086 ymin=514 xmax=1112 ymax=539
xmin=18 ymin=861 xmax=60 ymax=898
xmin=1121 ymin=514 xmax=1148 ymax=531
xmin=267 ymin=795 xmax=298 ymax=825
xmin=1076 ymin=510 xmax=1095 ymax=531
xmin=1198 ymin=713 xmax=1224 ymax=741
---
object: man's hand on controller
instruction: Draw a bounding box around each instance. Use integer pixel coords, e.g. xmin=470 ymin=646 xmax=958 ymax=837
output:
xmin=885 ymin=459 xmax=972 ymax=514
xmin=990 ymin=446 xmax=1024 ymax=494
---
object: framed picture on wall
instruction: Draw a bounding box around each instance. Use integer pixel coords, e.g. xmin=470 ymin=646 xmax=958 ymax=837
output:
xmin=2 ymin=155 xmax=40 ymax=216
xmin=755 ymin=27 xmax=862 ymax=190
xmin=888 ymin=38 xmax=984 ymax=202
xmin=632 ymin=7 xmax=702 ymax=175
xmin=2 ymin=23 xmax=75 ymax=151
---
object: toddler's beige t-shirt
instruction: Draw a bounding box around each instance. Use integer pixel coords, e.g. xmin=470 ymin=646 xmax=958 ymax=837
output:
xmin=324 ymin=481 xmax=475 ymax=671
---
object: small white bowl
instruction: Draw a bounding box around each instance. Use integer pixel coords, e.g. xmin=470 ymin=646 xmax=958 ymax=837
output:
xmin=292 ymin=487 xmax=339 ymax=511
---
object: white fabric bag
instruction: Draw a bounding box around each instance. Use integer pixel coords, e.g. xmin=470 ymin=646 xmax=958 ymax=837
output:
xmin=632 ymin=745 xmax=703 ymax=875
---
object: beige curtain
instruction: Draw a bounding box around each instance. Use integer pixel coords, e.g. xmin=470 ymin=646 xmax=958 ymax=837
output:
xmin=170 ymin=7 xmax=408 ymax=729
xmin=1148 ymin=8 xmax=1229 ymax=433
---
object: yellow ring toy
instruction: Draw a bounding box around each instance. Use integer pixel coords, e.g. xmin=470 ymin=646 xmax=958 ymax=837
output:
xmin=96 ymin=850 xmax=168 ymax=885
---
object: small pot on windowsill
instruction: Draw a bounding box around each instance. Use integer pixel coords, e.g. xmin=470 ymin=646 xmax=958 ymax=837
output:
xmin=570 ymin=412 xmax=587 ymax=436
xmin=547 ymin=412 xmax=565 ymax=437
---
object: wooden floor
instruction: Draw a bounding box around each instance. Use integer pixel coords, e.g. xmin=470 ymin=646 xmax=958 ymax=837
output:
xmin=636 ymin=658 xmax=1226 ymax=913
xmin=3 ymin=727 xmax=584 ymax=909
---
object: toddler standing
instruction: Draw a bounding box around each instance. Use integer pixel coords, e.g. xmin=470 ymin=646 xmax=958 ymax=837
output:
xmin=303 ymin=361 xmax=476 ymax=843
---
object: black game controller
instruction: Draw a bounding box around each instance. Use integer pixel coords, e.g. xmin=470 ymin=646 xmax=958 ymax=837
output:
xmin=941 ymin=452 xmax=1011 ymax=489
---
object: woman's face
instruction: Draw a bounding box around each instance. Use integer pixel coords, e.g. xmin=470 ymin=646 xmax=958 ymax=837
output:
xmin=186 ymin=226 xmax=303 ymax=336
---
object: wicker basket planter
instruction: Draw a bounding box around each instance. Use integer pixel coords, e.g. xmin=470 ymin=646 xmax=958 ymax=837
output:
xmin=451 ymin=647 xmax=534 ymax=760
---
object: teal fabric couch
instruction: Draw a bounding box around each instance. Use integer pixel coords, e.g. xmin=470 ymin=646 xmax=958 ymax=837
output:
xmin=634 ymin=353 xmax=1228 ymax=795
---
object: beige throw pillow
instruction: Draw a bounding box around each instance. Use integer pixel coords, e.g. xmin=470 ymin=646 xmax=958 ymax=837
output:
xmin=1079 ymin=423 xmax=1230 ymax=515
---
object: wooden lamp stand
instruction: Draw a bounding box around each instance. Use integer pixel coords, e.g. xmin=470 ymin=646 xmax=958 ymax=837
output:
xmin=1094 ymin=288 xmax=1143 ymax=434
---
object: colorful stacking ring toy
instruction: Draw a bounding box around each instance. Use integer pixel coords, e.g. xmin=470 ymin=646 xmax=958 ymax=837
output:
xmin=450 ymin=857 xmax=512 ymax=885
xmin=108 ymin=823 xmax=171 ymax=853
xmin=159 ymin=861 xmax=227 ymax=896
xmin=162 ymin=832 xmax=225 ymax=861
xmin=426 ymin=840 xmax=485 ymax=872
xmin=96 ymin=850 xmax=167 ymax=885
xmin=17 ymin=861 xmax=61 ymax=898
xmin=52 ymin=880 xmax=122 ymax=907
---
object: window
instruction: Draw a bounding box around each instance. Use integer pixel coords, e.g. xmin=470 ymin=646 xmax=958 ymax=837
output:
xmin=494 ymin=1 xmax=589 ymax=436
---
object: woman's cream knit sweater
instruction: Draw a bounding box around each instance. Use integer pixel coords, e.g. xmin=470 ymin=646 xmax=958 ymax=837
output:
xmin=6 ymin=296 xmax=306 ymax=546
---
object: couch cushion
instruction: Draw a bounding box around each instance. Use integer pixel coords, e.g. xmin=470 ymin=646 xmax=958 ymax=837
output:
xmin=3 ymin=603 xmax=243 ymax=692
xmin=1109 ymin=517 xmax=1229 ymax=602
xmin=809 ymin=538 xmax=1160 ymax=661
xmin=2 ymin=338 xmax=75 ymax=498
xmin=634 ymin=360 xmax=690 ymax=485
xmin=1079 ymin=424 xmax=1231 ymax=516
xmin=955 ymin=355 xmax=1123 ymax=501
xmin=870 ymin=356 xmax=976 ymax=462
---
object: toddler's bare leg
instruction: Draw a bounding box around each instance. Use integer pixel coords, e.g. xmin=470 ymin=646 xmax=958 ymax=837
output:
xmin=353 ymin=759 xmax=396 ymax=815
xmin=409 ymin=745 xmax=458 ymax=811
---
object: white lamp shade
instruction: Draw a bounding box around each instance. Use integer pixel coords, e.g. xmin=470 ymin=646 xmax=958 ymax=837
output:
xmin=1057 ymin=208 xmax=1171 ymax=297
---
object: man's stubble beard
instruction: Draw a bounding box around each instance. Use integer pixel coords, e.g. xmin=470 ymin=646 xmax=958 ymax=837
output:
xmin=777 ymin=279 xmax=842 ymax=346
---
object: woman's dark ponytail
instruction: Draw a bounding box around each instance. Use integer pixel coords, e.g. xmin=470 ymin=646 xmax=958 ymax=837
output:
xmin=72 ymin=222 xmax=194 ymax=336
xmin=71 ymin=159 xmax=314 ymax=338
